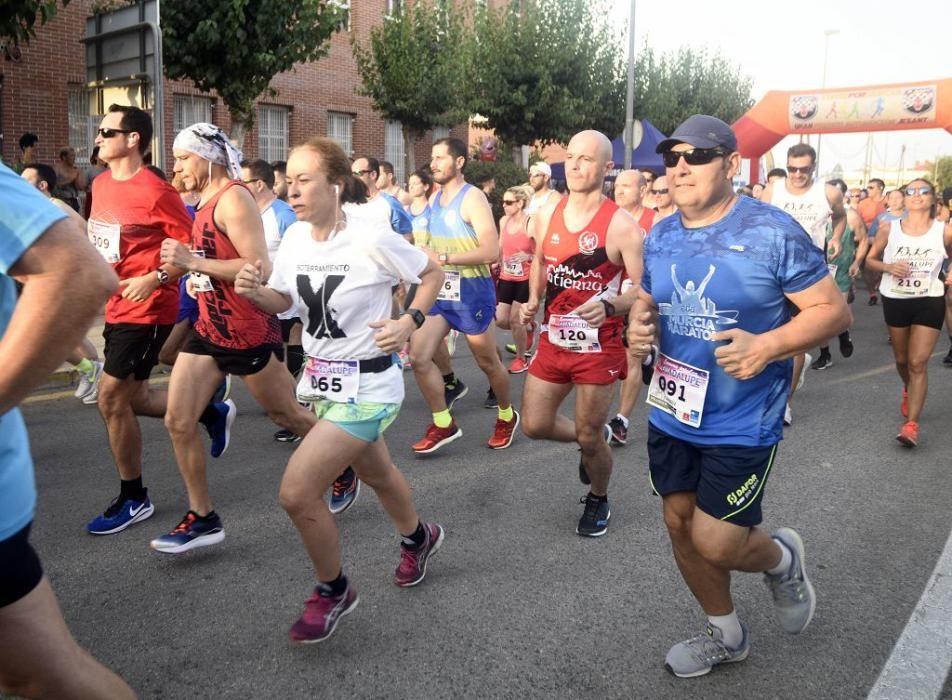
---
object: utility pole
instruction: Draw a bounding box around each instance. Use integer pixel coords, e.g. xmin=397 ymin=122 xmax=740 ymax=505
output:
xmin=623 ymin=0 xmax=636 ymax=169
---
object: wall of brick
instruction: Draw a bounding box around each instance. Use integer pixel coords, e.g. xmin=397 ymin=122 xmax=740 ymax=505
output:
xmin=0 ymin=0 xmax=466 ymax=183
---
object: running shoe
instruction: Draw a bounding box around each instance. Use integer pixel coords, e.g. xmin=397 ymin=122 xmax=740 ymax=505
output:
xmin=398 ymin=345 xmax=412 ymax=370
xmin=810 ymin=354 xmax=832 ymax=370
xmin=75 ymin=361 xmax=103 ymax=403
xmin=446 ymin=329 xmax=459 ymax=356
xmin=796 ymin=353 xmax=811 ymax=391
xmin=412 ymin=422 xmax=462 ymax=454
xmin=505 ymin=343 xmax=534 ymax=359
xmin=664 ymin=623 xmax=750 ymax=678
xmin=764 ymin=528 xmax=815 ymax=634
xmin=329 ymin=467 xmax=360 ymax=514
xmin=201 ymin=399 xmax=236 ymax=458
xmin=896 ymin=421 xmax=919 ymax=447
xmin=576 ymin=494 xmax=611 ymax=537
xmin=393 ymin=522 xmax=445 ymax=587
xmin=508 ymin=357 xmax=528 ymax=374
xmin=783 ymin=404 xmax=792 ymax=427
xmin=608 ymin=416 xmax=628 ymax=446
xmin=483 ymin=388 xmax=498 ymax=409
xmin=150 ymin=510 xmax=225 ymax=554
xmin=289 ymin=583 xmax=359 ymax=644
xmin=487 ymin=410 xmax=520 ymax=449
xmin=444 ymin=378 xmax=468 ymax=411
xmin=273 ymin=428 xmax=301 ymax=443
xmin=943 ymin=348 xmax=952 ymax=366
xmin=86 ymin=493 xmax=155 ymax=535
xmin=838 ymin=332 xmax=854 ymax=358
xmin=900 ymin=388 xmax=909 ymax=418
xmin=868 ymin=295 xmax=879 ymax=306
xmin=211 ymin=374 xmax=232 ymax=404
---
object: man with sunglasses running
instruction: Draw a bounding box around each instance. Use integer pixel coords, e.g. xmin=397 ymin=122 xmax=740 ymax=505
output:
xmin=763 ymin=143 xmax=846 ymax=422
xmin=629 ymin=114 xmax=849 ymax=678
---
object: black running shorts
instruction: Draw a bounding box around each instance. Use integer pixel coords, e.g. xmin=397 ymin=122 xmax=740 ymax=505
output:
xmin=882 ymin=295 xmax=945 ymax=330
xmin=0 ymin=523 xmax=43 ymax=608
xmin=496 ymin=279 xmax=530 ymax=305
xmin=103 ymin=323 xmax=174 ymax=381
xmin=181 ymin=329 xmax=284 ymax=376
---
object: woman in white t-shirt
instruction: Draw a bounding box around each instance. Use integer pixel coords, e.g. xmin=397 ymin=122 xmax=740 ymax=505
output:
xmin=234 ymin=137 xmax=446 ymax=644
xmin=866 ymin=178 xmax=952 ymax=447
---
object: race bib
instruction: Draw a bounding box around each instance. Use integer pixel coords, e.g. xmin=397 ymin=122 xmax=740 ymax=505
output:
xmin=827 ymin=263 xmax=837 ymax=278
xmin=297 ymin=357 xmax=360 ymax=403
xmin=189 ymin=249 xmax=214 ymax=293
xmin=646 ymin=353 xmax=709 ymax=428
xmin=504 ymin=259 xmax=523 ymax=277
xmin=889 ymin=272 xmax=931 ymax=297
xmin=438 ymin=270 xmax=461 ymax=302
xmin=88 ymin=220 xmax=121 ymax=263
xmin=547 ymin=314 xmax=601 ymax=353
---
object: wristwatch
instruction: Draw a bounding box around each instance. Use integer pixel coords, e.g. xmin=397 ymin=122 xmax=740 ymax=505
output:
xmin=403 ymin=309 xmax=426 ymax=329
xmin=438 ymin=253 xmax=449 ymax=265
xmin=156 ymin=269 xmax=170 ymax=286
xmin=601 ymin=299 xmax=616 ymax=317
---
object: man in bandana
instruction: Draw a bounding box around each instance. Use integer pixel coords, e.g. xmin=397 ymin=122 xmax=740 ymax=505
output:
xmin=153 ymin=123 xmax=317 ymax=553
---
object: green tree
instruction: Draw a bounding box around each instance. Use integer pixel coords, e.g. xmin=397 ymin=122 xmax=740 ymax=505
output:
xmin=161 ymin=0 xmax=345 ymax=145
xmin=464 ymin=0 xmax=625 ymax=164
xmin=1 ymin=0 xmax=69 ymax=44
xmin=934 ymin=156 xmax=952 ymax=195
xmin=632 ymin=44 xmax=754 ymax=137
xmin=352 ymin=1 xmax=467 ymax=176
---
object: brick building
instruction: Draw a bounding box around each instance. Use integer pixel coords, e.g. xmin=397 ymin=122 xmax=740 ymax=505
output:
xmin=0 ymin=0 xmax=471 ymax=185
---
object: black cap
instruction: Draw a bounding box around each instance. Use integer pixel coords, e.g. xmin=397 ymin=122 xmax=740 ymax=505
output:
xmin=656 ymin=114 xmax=737 ymax=153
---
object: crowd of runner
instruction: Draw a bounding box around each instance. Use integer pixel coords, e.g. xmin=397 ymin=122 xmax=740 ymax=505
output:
xmin=2 ymin=105 xmax=951 ymax=695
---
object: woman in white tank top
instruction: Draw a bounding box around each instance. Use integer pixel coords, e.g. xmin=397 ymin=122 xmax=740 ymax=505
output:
xmin=865 ymin=179 xmax=952 ymax=447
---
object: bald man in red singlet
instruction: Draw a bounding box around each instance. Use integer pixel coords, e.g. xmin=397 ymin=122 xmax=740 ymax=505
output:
xmin=520 ymin=130 xmax=644 ymax=538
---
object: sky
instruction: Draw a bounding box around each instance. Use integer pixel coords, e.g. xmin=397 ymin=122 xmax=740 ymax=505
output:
xmin=612 ymin=0 xmax=952 ymax=181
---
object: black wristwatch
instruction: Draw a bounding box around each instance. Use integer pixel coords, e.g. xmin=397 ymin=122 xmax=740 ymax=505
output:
xmin=601 ymin=299 xmax=616 ymax=317
xmin=403 ymin=309 xmax=426 ymax=329
xmin=156 ymin=269 xmax=170 ymax=286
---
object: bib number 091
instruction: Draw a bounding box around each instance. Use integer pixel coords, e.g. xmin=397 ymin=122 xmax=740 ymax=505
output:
xmin=657 ymin=375 xmax=687 ymax=402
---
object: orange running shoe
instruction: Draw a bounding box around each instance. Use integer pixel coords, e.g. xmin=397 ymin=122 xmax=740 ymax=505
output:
xmin=487 ymin=410 xmax=520 ymax=449
xmin=896 ymin=421 xmax=918 ymax=447
xmin=412 ymin=422 xmax=462 ymax=454
xmin=508 ymin=357 xmax=529 ymax=374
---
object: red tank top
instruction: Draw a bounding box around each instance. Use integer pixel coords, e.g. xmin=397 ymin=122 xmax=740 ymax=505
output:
xmin=541 ymin=196 xmax=624 ymax=342
xmin=499 ymin=216 xmax=533 ymax=281
xmin=192 ymin=182 xmax=281 ymax=350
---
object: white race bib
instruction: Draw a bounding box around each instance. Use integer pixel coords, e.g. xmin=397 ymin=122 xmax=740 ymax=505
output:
xmin=827 ymin=263 xmax=838 ymax=278
xmin=504 ymin=259 xmax=523 ymax=277
xmin=547 ymin=314 xmax=601 ymax=353
xmin=189 ymin=249 xmax=214 ymax=293
xmin=646 ymin=352 xmax=709 ymax=428
xmin=438 ymin=270 xmax=461 ymax=302
xmin=88 ymin=220 xmax=121 ymax=263
xmin=297 ymin=357 xmax=360 ymax=403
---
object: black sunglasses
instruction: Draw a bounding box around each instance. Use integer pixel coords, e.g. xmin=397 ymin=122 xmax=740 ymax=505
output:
xmin=661 ymin=147 xmax=727 ymax=168
xmin=786 ymin=165 xmax=813 ymax=175
xmin=502 ymin=199 xmax=518 ymax=205
xmin=97 ymin=128 xmax=132 ymax=139
xmin=651 ymin=188 xmax=668 ymax=195
xmin=352 ymin=169 xmax=374 ymax=177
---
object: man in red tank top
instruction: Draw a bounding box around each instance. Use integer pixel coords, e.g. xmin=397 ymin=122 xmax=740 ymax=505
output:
xmin=152 ymin=123 xmax=317 ymax=554
xmin=520 ymin=130 xmax=644 ymax=538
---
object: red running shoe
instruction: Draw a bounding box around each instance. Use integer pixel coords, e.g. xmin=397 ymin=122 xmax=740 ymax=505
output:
xmin=896 ymin=421 xmax=918 ymax=448
xmin=487 ymin=410 xmax=520 ymax=449
xmin=508 ymin=357 xmax=529 ymax=374
xmin=412 ymin=422 xmax=462 ymax=454
xmin=394 ymin=522 xmax=445 ymax=587
xmin=901 ymin=388 xmax=909 ymax=418
xmin=289 ymin=584 xmax=359 ymax=644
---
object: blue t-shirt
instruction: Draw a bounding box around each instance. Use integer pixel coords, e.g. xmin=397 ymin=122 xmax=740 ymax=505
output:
xmin=642 ymin=196 xmax=828 ymax=447
xmin=0 ymin=163 xmax=68 ymax=540
xmin=868 ymin=210 xmax=906 ymax=238
xmin=380 ymin=191 xmax=413 ymax=236
xmin=271 ymin=198 xmax=297 ymax=235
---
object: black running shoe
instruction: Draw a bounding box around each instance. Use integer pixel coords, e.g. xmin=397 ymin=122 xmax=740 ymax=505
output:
xmin=444 ymin=379 xmax=469 ymax=411
xmin=944 ymin=348 xmax=952 ymax=366
xmin=576 ymin=494 xmax=611 ymax=537
xmin=274 ymin=428 xmax=301 ymax=443
xmin=839 ymin=332 xmax=854 ymax=358
xmin=810 ymin=354 xmax=832 ymax=370
xmin=608 ymin=417 xmax=628 ymax=446
xmin=483 ymin=388 xmax=498 ymax=409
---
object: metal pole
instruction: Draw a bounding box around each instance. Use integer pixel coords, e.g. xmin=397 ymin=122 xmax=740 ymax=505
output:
xmin=623 ymin=0 xmax=635 ymax=170
xmin=152 ymin=0 xmax=164 ymax=170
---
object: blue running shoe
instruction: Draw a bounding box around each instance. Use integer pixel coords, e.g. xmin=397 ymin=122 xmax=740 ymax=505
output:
xmin=329 ymin=467 xmax=360 ymax=515
xmin=211 ymin=374 xmax=232 ymax=404
xmin=202 ymin=399 xmax=236 ymax=458
xmin=150 ymin=510 xmax=225 ymax=554
xmin=87 ymin=492 xmax=155 ymax=535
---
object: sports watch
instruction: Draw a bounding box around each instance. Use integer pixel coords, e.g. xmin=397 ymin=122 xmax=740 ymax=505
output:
xmin=156 ymin=269 xmax=170 ymax=286
xmin=601 ymin=299 xmax=616 ymax=317
xmin=403 ymin=309 xmax=426 ymax=329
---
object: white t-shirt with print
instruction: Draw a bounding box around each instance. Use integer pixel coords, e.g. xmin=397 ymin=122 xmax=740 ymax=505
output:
xmin=268 ymin=219 xmax=428 ymax=405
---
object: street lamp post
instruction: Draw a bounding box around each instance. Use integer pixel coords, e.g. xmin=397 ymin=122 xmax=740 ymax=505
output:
xmin=816 ymin=28 xmax=838 ymax=178
xmin=623 ymin=0 xmax=636 ymax=170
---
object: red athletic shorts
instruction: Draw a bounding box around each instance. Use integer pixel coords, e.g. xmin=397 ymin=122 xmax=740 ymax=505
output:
xmin=528 ymin=334 xmax=628 ymax=385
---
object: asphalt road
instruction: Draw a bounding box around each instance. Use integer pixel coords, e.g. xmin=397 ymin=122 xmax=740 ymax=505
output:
xmin=16 ymin=298 xmax=952 ymax=700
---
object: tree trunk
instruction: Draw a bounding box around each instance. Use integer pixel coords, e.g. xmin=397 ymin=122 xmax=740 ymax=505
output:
xmin=402 ymin=126 xmax=417 ymax=185
xmin=228 ymin=112 xmax=250 ymax=150
xmin=511 ymin=142 xmax=522 ymax=166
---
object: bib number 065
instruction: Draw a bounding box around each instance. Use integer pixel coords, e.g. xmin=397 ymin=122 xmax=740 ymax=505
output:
xmin=310 ymin=376 xmax=342 ymax=393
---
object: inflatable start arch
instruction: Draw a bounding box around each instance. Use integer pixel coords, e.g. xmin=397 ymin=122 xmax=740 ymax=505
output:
xmin=732 ymin=78 xmax=952 ymax=182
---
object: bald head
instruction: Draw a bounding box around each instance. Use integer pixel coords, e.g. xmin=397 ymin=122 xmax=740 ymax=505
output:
xmin=565 ymin=130 xmax=613 ymax=195
xmin=568 ymin=130 xmax=613 ymax=165
xmin=613 ymin=169 xmax=647 ymax=211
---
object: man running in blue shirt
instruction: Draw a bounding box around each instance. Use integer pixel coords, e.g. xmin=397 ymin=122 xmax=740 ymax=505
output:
xmin=629 ymin=115 xmax=850 ymax=678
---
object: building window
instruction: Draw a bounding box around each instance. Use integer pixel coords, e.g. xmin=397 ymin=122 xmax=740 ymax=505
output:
xmin=328 ymin=112 xmax=353 ymax=157
xmin=68 ymin=86 xmax=93 ymax=162
xmin=385 ymin=120 xmax=405 ymax=185
xmin=386 ymin=0 xmax=402 ymax=15
xmin=258 ymin=105 xmax=289 ymax=163
xmin=173 ymin=95 xmax=213 ymax=134
xmin=332 ymin=0 xmax=352 ymax=31
xmin=432 ymin=126 xmax=450 ymax=141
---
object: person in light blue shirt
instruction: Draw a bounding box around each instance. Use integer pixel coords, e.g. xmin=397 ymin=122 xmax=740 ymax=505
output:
xmin=0 ymin=163 xmax=133 ymax=696
xmin=628 ymin=115 xmax=850 ymax=679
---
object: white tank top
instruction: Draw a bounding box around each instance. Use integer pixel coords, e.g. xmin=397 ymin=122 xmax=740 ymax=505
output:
xmin=880 ymin=219 xmax=947 ymax=299
xmin=525 ymin=190 xmax=558 ymax=217
xmin=769 ymin=181 xmax=832 ymax=250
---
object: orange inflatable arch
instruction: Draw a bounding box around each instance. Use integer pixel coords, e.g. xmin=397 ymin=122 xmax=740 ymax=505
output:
xmin=732 ymin=78 xmax=952 ymax=182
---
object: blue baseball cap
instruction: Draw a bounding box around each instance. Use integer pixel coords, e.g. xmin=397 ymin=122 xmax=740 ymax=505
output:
xmin=656 ymin=114 xmax=737 ymax=153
